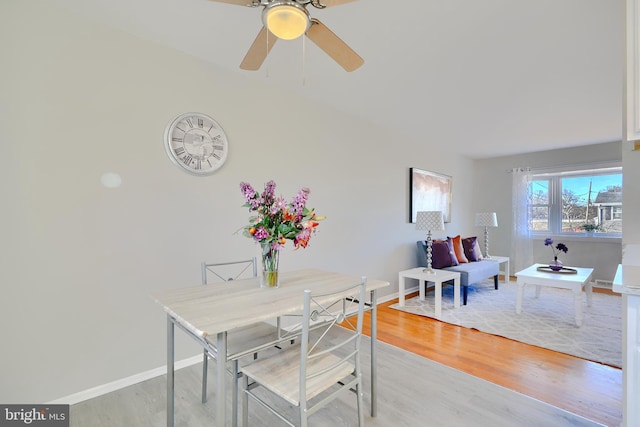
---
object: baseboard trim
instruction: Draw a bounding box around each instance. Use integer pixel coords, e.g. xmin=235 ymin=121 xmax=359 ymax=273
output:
xmin=48 ymin=354 xmax=202 ymax=405
xmin=378 ymin=285 xmax=419 ymax=304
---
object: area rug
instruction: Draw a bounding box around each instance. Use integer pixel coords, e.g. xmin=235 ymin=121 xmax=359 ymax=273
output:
xmin=389 ymin=280 xmax=622 ymax=367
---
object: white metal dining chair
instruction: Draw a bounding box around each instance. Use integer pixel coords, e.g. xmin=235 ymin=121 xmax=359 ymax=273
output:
xmin=200 ymin=258 xmax=283 ymax=426
xmin=241 ymin=277 xmax=367 ymax=427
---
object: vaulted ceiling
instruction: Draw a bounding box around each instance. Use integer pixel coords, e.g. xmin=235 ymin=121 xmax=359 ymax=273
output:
xmin=49 ymin=0 xmax=624 ymax=158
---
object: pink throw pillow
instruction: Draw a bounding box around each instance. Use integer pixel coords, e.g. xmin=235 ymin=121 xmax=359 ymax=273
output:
xmin=449 ymin=235 xmax=469 ymax=263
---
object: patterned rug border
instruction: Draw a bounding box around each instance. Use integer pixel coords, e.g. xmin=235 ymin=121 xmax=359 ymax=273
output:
xmin=389 ymin=280 xmax=622 ymax=367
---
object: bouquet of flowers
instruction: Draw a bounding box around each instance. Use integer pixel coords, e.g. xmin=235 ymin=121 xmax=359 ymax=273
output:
xmin=239 ymin=180 xmax=324 ymax=286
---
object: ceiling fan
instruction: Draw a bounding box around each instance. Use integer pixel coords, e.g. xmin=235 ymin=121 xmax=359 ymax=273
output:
xmin=208 ymin=0 xmax=364 ymax=72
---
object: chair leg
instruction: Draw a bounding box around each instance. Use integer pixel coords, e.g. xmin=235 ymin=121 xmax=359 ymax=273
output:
xmin=242 ymin=374 xmax=249 ymax=427
xmin=201 ymin=350 xmax=208 ymax=404
xmin=462 ymin=286 xmax=468 ymax=305
xmin=300 ymin=397 xmax=308 ymax=427
xmin=232 ymin=360 xmax=239 ymax=427
xmin=494 ymin=274 xmax=499 ymax=290
xmin=356 ymin=379 xmax=364 ymax=427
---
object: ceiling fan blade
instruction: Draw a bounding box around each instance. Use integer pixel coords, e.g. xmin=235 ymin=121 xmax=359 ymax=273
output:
xmin=240 ymin=27 xmax=277 ymax=70
xmin=312 ymin=0 xmax=358 ymax=8
xmin=306 ymin=19 xmax=364 ymax=72
xmin=207 ymin=0 xmax=255 ymax=6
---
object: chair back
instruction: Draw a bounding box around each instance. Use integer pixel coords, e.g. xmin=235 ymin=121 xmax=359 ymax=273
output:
xmin=201 ymin=258 xmax=258 ymax=285
xmin=299 ymin=277 xmax=367 ymax=404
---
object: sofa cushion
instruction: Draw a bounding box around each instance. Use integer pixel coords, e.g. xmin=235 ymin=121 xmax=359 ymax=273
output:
xmin=462 ymin=236 xmax=483 ymax=262
xmin=442 ymin=260 xmax=498 ymax=287
xmin=431 ymin=239 xmax=459 ymax=269
xmin=449 ymin=235 xmax=469 ymax=263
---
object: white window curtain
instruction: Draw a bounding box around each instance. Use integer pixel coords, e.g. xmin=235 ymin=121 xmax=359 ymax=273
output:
xmin=510 ymin=167 xmax=533 ymax=274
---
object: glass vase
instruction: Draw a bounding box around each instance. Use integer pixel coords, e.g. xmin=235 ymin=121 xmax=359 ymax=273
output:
xmin=260 ymin=242 xmax=280 ymax=288
xmin=549 ymin=257 xmax=563 ymax=271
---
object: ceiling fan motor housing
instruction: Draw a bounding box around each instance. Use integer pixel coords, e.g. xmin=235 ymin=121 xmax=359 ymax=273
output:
xmin=262 ymin=1 xmax=311 ymax=40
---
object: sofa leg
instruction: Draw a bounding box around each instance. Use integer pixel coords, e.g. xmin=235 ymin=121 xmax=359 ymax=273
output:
xmin=463 ymin=286 xmax=468 ymax=305
xmin=494 ymin=275 xmax=499 ymax=290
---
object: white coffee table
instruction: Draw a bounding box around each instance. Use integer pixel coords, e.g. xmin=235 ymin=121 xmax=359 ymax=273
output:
xmin=398 ymin=268 xmax=461 ymax=317
xmin=515 ymin=263 xmax=594 ymax=326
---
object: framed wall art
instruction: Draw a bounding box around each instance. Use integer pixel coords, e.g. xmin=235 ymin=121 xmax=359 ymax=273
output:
xmin=409 ymin=168 xmax=452 ymax=223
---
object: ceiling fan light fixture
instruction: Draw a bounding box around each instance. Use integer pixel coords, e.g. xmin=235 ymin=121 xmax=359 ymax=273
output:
xmin=263 ymin=2 xmax=310 ymax=40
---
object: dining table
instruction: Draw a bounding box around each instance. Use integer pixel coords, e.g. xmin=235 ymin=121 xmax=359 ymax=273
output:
xmin=151 ymin=268 xmax=390 ymax=427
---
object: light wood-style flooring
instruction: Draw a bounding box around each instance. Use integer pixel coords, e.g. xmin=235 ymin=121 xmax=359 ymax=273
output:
xmin=71 ymin=324 xmax=605 ymax=427
xmin=365 ymin=287 xmax=623 ymax=427
xmin=69 ymin=283 xmax=620 ymax=426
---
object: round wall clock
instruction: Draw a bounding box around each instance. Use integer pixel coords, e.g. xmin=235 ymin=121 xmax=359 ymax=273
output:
xmin=163 ymin=112 xmax=229 ymax=176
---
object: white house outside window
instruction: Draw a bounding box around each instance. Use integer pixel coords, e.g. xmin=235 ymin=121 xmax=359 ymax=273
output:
xmin=528 ymin=165 xmax=622 ymax=237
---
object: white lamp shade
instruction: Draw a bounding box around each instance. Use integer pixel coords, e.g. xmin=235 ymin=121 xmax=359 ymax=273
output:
xmin=475 ymin=212 xmax=498 ymax=228
xmin=416 ymin=211 xmax=445 ymax=232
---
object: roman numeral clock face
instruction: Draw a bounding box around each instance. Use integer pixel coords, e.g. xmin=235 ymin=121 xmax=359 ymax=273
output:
xmin=163 ymin=112 xmax=228 ymax=176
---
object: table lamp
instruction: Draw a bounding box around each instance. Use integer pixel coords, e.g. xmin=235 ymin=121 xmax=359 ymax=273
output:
xmin=416 ymin=211 xmax=445 ymax=274
xmin=475 ymin=212 xmax=498 ymax=259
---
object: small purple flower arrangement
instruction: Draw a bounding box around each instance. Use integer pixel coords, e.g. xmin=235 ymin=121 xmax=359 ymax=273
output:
xmin=544 ymin=238 xmax=568 ymax=270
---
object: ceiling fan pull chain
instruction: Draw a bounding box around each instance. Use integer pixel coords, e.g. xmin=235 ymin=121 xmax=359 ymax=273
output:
xmin=302 ymin=34 xmax=306 ymax=87
xmin=265 ymin=29 xmax=271 ymax=79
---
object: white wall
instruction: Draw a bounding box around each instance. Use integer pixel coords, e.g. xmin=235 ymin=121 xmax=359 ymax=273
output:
xmin=0 ymin=1 xmax=477 ymax=403
xmin=473 ymin=142 xmax=623 ymax=281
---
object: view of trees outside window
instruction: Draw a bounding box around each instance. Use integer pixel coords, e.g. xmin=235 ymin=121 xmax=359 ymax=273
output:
xmin=530 ymin=180 xmax=550 ymax=231
xmin=528 ymin=171 xmax=622 ymax=235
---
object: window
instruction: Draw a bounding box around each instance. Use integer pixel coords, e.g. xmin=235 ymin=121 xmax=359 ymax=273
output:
xmin=530 ymin=179 xmax=550 ymax=231
xmin=528 ymin=166 xmax=622 ymax=236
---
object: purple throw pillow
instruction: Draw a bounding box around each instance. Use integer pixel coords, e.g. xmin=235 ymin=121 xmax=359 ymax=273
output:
xmin=462 ymin=236 xmax=483 ymax=262
xmin=429 ymin=239 xmax=459 ymax=269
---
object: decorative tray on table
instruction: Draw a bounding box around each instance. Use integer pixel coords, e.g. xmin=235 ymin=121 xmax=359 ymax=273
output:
xmin=536 ymin=266 xmax=578 ymax=274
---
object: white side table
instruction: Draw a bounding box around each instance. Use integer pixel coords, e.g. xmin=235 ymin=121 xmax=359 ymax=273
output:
xmin=485 ymin=255 xmax=510 ymax=283
xmin=398 ymin=268 xmax=461 ymax=317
